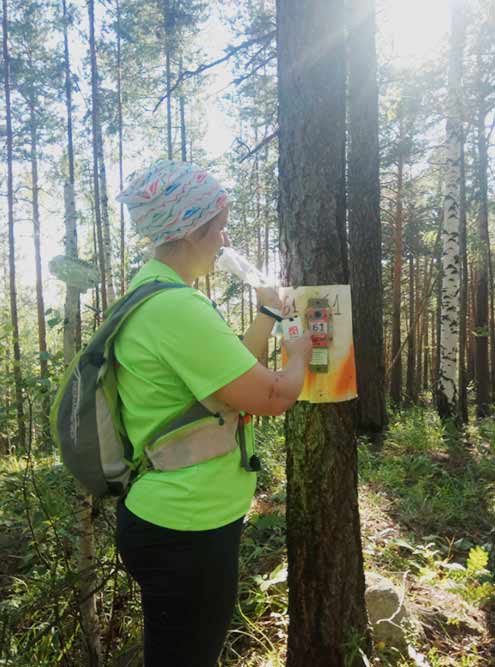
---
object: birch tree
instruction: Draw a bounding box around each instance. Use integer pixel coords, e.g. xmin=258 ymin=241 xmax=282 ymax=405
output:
xmin=437 ymin=0 xmax=464 ymax=421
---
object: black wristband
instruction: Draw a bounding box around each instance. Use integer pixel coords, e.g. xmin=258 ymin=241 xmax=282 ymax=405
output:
xmin=258 ymin=305 xmax=283 ymax=322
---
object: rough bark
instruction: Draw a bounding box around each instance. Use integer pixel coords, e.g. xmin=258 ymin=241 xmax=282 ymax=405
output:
xmin=163 ymin=0 xmax=174 ymax=159
xmin=437 ymin=0 xmax=463 ymax=421
xmin=474 ymin=49 xmax=490 ymax=418
xmin=458 ymin=134 xmax=468 ymax=422
xmin=2 ymin=0 xmax=26 ymax=449
xmin=406 ymin=251 xmax=416 ymax=403
xmin=179 ymin=57 xmax=187 ymax=161
xmin=390 ymin=114 xmax=404 ymax=406
xmin=277 ymin=1 xmax=369 ymax=664
xmin=116 ymin=0 xmax=126 ymax=296
xmin=29 ymin=100 xmax=50 ymax=445
xmin=88 ymin=0 xmax=107 ymax=312
xmin=348 ymin=0 xmax=386 ymax=433
xmin=62 ymin=0 xmax=81 ymax=363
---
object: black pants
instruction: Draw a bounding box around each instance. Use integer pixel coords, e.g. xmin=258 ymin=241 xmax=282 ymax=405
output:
xmin=116 ymin=501 xmax=243 ymax=667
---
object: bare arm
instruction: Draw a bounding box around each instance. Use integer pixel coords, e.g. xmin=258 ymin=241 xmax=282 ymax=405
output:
xmin=242 ymin=313 xmax=276 ymax=361
xmin=213 ymin=332 xmax=312 ymax=416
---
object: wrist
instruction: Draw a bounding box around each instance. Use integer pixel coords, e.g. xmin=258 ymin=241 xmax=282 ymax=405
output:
xmin=258 ymin=305 xmax=283 ymax=321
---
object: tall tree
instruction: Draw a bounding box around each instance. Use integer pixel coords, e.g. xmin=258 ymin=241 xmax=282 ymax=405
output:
xmin=2 ymin=0 xmax=26 ymax=449
xmin=348 ymin=0 xmax=386 ymax=434
xmin=436 ymin=0 xmax=464 ymax=421
xmin=88 ymin=0 xmax=108 ymax=312
xmin=390 ymin=107 xmax=405 ymax=406
xmin=62 ymin=0 xmax=81 ymax=360
xmin=473 ymin=29 xmax=491 ymax=418
xmin=277 ymin=0 xmax=369 ymax=664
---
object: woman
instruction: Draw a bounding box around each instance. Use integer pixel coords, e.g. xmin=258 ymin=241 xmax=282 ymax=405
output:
xmin=115 ymin=160 xmax=312 ymax=667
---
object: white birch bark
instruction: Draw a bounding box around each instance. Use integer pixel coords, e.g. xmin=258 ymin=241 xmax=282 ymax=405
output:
xmin=437 ymin=0 xmax=464 ymax=419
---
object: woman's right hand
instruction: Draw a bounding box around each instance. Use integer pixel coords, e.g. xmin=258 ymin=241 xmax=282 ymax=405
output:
xmin=283 ymin=330 xmax=313 ymax=367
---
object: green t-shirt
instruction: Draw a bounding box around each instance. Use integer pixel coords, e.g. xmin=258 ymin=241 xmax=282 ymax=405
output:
xmin=114 ymin=258 xmax=258 ymax=530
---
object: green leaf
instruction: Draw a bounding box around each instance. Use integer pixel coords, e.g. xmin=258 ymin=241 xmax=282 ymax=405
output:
xmin=466 ymin=546 xmax=489 ymax=575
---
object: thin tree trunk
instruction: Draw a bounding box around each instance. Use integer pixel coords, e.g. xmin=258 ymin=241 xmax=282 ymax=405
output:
xmin=278 ymin=1 xmax=369 ymax=664
xmin=437 ymin=0 xmax=463 ymax=421
xmin=489 ymin=242 xmax=495 ymax=401
xmin=348 ymin=0 xmax=386 ymax=433
xmin=2 ymin=0 xmax=26 ymax=449
xmin=88 ymin=0 xmax=107 ymax=313
xmin=116 ymin=0 xmax=126 ymax=296
xmin=390 ymin=114 xmax=404 ymax=406
xmin=458 ymin=132 xmax=468 ymax=422
xmin=62 ymin=0 xmax=81 ymax=362
xmin=406 ymin=251 xmax=416 ymax=403
xmin=474 ymin=49 xmax=490 ymax=418
xmin=416 ymin=258 xmax=424 ymax=397
xmin=423 ymin=311 xmax=430 ymax=392
xmin=179 ymin=57 xmax=187 ymax=161
xmin=29 ymin=100 xmax=50 ymax=445
xmin=163 ymin=0 xmax=174 ymax=159
xmin=96 ymin=119 xmax=115 ymax=305
xmin=467 ymin=262 xmax=476 ymax=387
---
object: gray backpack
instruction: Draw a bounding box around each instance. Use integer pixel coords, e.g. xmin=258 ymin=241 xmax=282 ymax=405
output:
xmin=50 ymin=281 xmax=187 ymax=498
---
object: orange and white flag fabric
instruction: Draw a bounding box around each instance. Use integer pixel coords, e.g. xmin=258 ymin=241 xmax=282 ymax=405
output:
xmin=279 ymin=285 xmax=357 ymax=404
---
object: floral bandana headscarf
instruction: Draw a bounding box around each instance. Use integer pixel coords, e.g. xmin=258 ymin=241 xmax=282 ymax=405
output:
xmin=116 ymin=159 xmax=228 ymax=246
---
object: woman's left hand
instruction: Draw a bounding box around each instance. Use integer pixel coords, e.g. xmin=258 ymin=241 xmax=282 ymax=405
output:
xmin=256 ymin=287 xmax=282 ymax=311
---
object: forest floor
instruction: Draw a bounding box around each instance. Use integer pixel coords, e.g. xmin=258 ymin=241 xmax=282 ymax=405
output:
xmin=0 ymin=405 xmax=494 ymax=666
xmin=224 ymin=406 xmax=495 ymax=667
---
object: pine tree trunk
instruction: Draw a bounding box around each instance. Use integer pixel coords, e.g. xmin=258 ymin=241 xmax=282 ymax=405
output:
xmin=390 ymin=115 xmax=404 ymax=406
xmin=116 ymin=0 xmax=126 ymax=296
xmin=474 ymin=49 xmax=490 ymax=418
xmin=163 ymin=0 xmax=174 ymax=159
xmin=88 ymin=0 xmax=107 ymax=313
xmin=95 ymin=111 xmax=115 ymax=305
xmin=62 ymin=0 xmax=81 ymax=363
xmin=416 ymin=259 xmax=424 ymax=397
xmin=467 ymin=263 xmax=476 ymax=387
xmin=29 ymin=100 xmax=50 ymax=445
xmin=437 ymin=0 xmax=463 ymax=421
xmin=348 ymin=0 xmax=386 ymax=434
xmin=423 ymin=311 xmax=430 ymax=392
xmin=2 ymin=0 xmax=26 ymax=449
xmin=277 ymin=1 xmax=369 ymax=664
xmin=77 ymin=492 xmax=102 ymax=667
xmin=179 ymin=57 xmax=187 ymax=161
xmin=458 ymin=133 xmax=468 ymax=422
xmin=406 ymin=252 xmax=416 ymax=403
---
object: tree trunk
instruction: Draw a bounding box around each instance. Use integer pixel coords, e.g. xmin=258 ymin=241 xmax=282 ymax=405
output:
xmin=116 ymin=0 xmax=126 ymax=296
xmin=163 ymin=0 xmax=174 ymax=159
xmin=390 ymin=114 xmax=404 ymax=406
xmin=458 ymin=133 xmax=468 ymax=422
xmin=179 ymin=57 xmax=187 ymax=161
xmin=62 ymin=0 xmax=81 ymax=362
xmin=95 ymin=112 xmax=115 ymax=305
xmin=474 ymin=49 xmax=490 ymax=418
xmin=277 ymin=1 xmax=369 ymax=664
xmin=88 ymin=0 xmax=107 ymax=313
xmin=406 ymin=252 xmax=416 ymax=403
xmin=416 ymin=258 xmax=424 ymax=397
xmin=29 ymin=100 xmax=50 ymax=446
xmin=348 ymin=0 xmax=386 ymax=434
xmin=436 ymin=0 xmax=463 ymax=421
xmin=2 ymin=0 xmax=26 ymax=449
